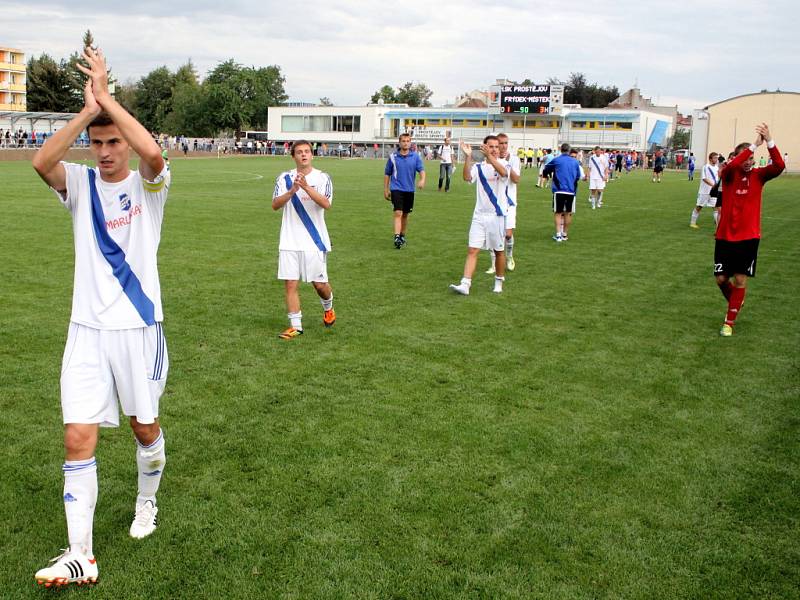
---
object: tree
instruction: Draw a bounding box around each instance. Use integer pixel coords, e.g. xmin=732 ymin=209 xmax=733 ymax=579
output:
xmin=370 ymin=82 xmax=433 ymax=106
xmin=396 ymin=82 xmax=433 ymax=107
xmin=319 ymin=97 xmax=333 ymax=106
xmin=134 ymin=66 xmax=175 ymax=132
xmin=370 ymin=85 xmax=397 ymax=104
xmin=26 ymin=53 xmax=83 ymax=112
xmin=669 ymin=129 xmax=691 ymax=150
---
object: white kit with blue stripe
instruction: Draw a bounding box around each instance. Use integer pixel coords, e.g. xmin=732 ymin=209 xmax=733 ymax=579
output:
xmin=469 ymin=160 xmax=509 ymax=217
xmin=273 ymin=168 xmax=333 ymax=252
xmin=698 ymin=163 xmax=719 ymax=195
xmin=53 ymin=163 xmax=170 ymax=329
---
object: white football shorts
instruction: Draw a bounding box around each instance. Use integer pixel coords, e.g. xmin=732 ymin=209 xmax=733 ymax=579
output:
xmin=696 ymin=193 xmax=715 ymax=207
xmin=589 ymin=177 xmax=606 ymax=191
xmin=505 ymin=204 xmax=517 ymax=230
xmin=278 ymin=249 xmax=328 ymax=282
xmin=61 ymin=322 xmax=168 ymax=427
xmin=468 ymin=213 xmax=506 ymax=251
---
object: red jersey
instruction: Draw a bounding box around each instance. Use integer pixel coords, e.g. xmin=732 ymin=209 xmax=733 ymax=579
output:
xmin=716 ymin=143 xmax=784 ymax=241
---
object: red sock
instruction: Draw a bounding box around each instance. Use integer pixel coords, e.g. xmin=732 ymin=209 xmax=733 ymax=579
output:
xmin=725 ymin=287 xmax=746 ymax=325
xmin=717 ymin=280 xmax=733 ymax=301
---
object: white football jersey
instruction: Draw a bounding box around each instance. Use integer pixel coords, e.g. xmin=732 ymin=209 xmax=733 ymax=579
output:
xmin=503 ymin=154 xmax=521 ymax=207
xmin=54 ymin=163 xmax=170 ymax=330
xmin=698 ymin=163 xmax=719 ymax=195
xmin=588 ymin=153 xmax=609 ymax=180
xmin=469 ymin=160 xmax=509 ymax=216
xmin=273 ymin=168 xmax=333 ymax=252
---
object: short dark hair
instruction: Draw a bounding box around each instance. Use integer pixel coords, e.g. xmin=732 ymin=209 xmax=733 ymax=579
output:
xmin=483 ymin=135 xmax=499 ymax=144
xmin=399 ymin=133 xmax=411 ymax=141
xmin=734 ymin=142 xmax=750 ymax=156
xmin=708 ymin=152 xmax=719 ymax=160
xmin=594 ymin=146 xmax=601 ymax=151
xmin=496 ymin=132 xmax=508 ymax=140
xmin=561 ymin=142 xmax=571 ymax=153
xmin=86 ymin=112 xmax=115 ymax=138
xmin=290 ymin=140 xmax=312 ymax=156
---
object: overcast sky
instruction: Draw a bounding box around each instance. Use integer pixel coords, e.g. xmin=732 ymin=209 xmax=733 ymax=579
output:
xmin=7 ymin=1 xmax=798 ymax=114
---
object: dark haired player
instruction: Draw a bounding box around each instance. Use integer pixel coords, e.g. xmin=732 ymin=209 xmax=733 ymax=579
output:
xmin=449 ymin=136 xmax=509 ymax=295
xmin=272 ymin=140 xmax=335 ymax=339
xmin=31 ymin=47 xmax=170 ymax=586
xmin=384 ymin=133 xmax=425 ymax=248
xmin=714 ymin=123 xmax=785 ymax=336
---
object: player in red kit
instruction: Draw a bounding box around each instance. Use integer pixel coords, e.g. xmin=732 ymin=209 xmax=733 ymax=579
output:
xmin=714 ymin=123 xmax=785 ymax=336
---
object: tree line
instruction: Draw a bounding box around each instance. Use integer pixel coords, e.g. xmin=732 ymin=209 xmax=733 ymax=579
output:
xmin=26 ymin=33 xmax=288 ymax=137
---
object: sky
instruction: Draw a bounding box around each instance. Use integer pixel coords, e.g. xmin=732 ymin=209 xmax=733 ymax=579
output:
xmin=6 ymin=1 xmax=798 ymax=114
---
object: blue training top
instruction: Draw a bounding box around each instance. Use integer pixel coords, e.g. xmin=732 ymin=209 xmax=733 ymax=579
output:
xmin=385 ymin=151 xmax=424 ymax=192
xmin=543 ymin=153 xmax=582 ymax=195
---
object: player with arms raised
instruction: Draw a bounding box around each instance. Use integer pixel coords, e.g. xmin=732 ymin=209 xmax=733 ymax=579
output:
xmin=449 ymin=136 xmax=509 ymax=295
xmin=272 ymin=140 xmax=335 ymax=339
xmin=31 ymin=47 xmax=170 ymax=587
xmin=714 ymin=123 xmax=785 ymax=336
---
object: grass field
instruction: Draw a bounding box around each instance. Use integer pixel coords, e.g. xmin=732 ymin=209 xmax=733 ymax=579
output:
xmin=1 ymin=155 xmax=798 ymax=599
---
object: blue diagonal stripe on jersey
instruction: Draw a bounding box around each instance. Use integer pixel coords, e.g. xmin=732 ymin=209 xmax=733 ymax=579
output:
xmin=591 ymin=157 xmax=604 ymax=178
xmin=284 ymin=174 xmax=328 ymax=252
xmin=88 ymin=169 xmax=156 ymax=325
xmin=476 ymin=165 xmax=503 ymax=216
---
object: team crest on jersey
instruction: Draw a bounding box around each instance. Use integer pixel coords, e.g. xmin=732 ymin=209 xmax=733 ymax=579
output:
xmin=119 ymin=193 xmax=131 ymax=211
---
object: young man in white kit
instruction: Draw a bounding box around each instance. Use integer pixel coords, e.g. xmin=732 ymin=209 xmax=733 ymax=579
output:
xmin=449 ymin=136 xmax=509 ymax=295
xmin=689 ymin=152 xmax=720 ymax=229
xmin=31 ymin=47 xmax=170 ymax=587
xmin=272 ymin=140 xmax=335 ymax=339
xmin=486 ymin=133 xmax=521 ymax=274
xmin=588 ymin=146 xmax=609 ymax=209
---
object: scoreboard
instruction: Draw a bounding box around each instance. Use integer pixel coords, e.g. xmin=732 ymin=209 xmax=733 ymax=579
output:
xmin=490 ymin=84 xmax=564 ymax=115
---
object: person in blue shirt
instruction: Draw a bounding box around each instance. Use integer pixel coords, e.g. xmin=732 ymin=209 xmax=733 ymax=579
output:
xmin=543 ymin=143 xmax=584 ymax=242
xmin=687 ymin=152 xmax=696 ymax=180
xmin=383 ymin=133 xmax=426 ymax=248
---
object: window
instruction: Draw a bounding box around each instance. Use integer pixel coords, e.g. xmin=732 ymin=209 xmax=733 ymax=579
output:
xmin=571 ymin=121 xmax=588 ymax=129
xmin=332 ymin=115 xmax=360 ymax=132
xmin=282 ymin=116 xmax=305 ymax=132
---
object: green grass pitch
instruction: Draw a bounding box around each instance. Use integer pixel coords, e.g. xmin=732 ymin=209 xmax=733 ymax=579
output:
xmin=0 ymin=155 xmax=798 ymax=599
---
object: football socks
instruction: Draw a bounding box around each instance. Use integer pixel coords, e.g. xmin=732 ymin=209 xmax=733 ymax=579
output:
xmin=63 ymin=458 xmax=98 ymax=556
xmin=136 ymin=430 xmax=165 ymax=505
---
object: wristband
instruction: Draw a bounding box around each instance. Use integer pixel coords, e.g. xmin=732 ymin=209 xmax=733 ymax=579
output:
xmin=767 ymin=140 xmax=775 ymax=149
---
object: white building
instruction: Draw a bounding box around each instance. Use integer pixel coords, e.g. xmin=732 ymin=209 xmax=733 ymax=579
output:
xmin=266 ymin=104 xmax=672 ymax=152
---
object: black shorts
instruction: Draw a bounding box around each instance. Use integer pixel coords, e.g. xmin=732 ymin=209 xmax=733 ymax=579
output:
xmin=714 ymin=238 xmax=760 ymax=278
xmin=712 ymin=188 xmax=723 ymax=208
xmin=653 ymin=166 xmax=664 ymax=173
xmin=390 ymin=190 xmax=415 ymax=214
xmin=553 ymin=192 xmax=575 ymax=214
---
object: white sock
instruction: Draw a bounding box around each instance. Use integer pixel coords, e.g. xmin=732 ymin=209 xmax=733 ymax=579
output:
xmin=506 ymin=236 xmax=514 ymax=257
xmin=63 ymin=458 xmax=98 ymax=556
xmin=598 ymin=192 xmax=604 ymax=204
xmin=461 ymin=277 xmax=472 ymax=288
xmin=320 ymin=293 xmax=333 ymax=311
xmin=494 ymin=276 xmax=504 ymax=290
xmin=713 ymin=211 xmax=720 ymax=225
xmin=489 ymin=250 xmax=496 ymax=269
xmin=288 ymin=311 xmax=302 ymax=330
xmin=690 ymin=210 xmax=699 ymax=225
xmin=136 ymin=430 xmax=166 ymax=505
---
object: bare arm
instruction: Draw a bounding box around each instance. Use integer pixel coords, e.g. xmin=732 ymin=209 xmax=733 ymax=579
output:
xmin=417 ymin=170 xmax=426 ymax=190
xmin=384 ymin=174 xmax=391 ymax=200
xmin=509 ymin=161 xmax=521 ymax=184
xmin=272 ymin=177 xmax=300 ymax=210
xmin=297 ymin=173 xmax=331 ymax=209
xmin=482 ymin=145 xmax=507 ymax=178
xmin=77 ymin=47 xmax=164 ymax=180
xmin=460 ymin=141 xmax=473 ymax=182
xmin=31 ymin=79 xmax=100 ymax=191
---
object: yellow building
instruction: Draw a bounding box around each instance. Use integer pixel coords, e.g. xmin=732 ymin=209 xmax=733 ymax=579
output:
xmin=0 ymin=46 xmax=26 ymax=111
xmin=693 ymin=92 xmax=799 ymax=172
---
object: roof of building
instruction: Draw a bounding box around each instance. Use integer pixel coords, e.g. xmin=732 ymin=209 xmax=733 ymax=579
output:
xmin=705 ymin=90 xmax=800 ymax=109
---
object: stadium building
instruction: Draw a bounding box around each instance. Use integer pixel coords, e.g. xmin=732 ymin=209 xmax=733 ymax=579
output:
xmin=266 ymin=103 xmax=672 ymax=153
xmin=691 ymin=91 xmax=799 ymax=172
